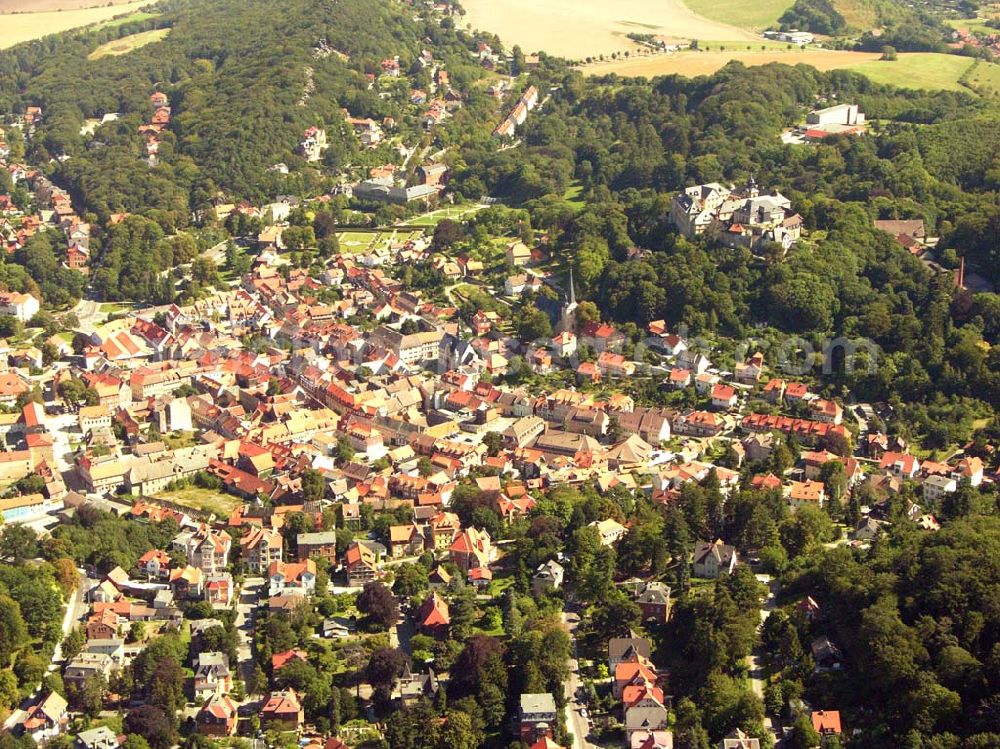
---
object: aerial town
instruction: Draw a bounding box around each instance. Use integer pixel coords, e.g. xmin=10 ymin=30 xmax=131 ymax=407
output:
xmin=0 ymin=121 xmax=983 ymax=749
xmin=0 ymin=1 xmax=998 ymax=749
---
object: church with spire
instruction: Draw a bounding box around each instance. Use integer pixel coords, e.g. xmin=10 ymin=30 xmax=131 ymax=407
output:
xmin=559 ymin=268 xmax=577 ymax=333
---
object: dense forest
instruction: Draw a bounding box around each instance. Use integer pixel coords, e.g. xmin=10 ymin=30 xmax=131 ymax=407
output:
xmin=450 ymin=63 xmax=1000 ymax=430
xmin=0 ymin=0 xmax=508 ymax=217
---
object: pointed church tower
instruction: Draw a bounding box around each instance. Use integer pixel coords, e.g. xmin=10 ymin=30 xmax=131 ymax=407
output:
xmin=559 ymin=268 xmax=578 ymax=333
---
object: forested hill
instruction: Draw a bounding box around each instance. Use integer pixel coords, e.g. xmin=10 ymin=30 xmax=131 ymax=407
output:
xmin=777 ymin=0 xmax=948 ymax=51
xmin=0 ymin=0 xmax=503 ymax=219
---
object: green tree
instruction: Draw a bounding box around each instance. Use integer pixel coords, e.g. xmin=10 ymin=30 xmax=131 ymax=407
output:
xmin=780 ymin=505 xmax=835 ymax=556
xmin=787 ymin=714 xmax=821 ymax=749
xmin=516 ymin=307 xmax=553 ymax=342
xmin=0 ymin=525 xmax=38 ymax=563
xmin=125 ymin=706 xmax=174 ymax=749
xmin=392 ymin=562 xmax=428 ymax=598
xmin=0 ymin=670 xmax=18 ymax=711
xmin=0 ymin=596 xmax=27 ymax=666
xmin=335 ymin=436 xmax=355 ymax=466
xmin=365 ymin=647 xmax=408 ymax=704
xmin=301 ymin=468 xmax=326 ymax=503
xmin=14 ymin=652 xmax=46 ymax=692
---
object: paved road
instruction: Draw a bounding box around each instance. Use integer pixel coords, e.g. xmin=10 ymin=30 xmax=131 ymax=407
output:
xmin=46 ymin=411 xmax=81 ymax=478
xmin=51 ymin=570 xmax=91 ymax=666
xmin=561 ymin=610 xmax=600 ymax=749
xmin=235 ymin=576 xmax=264 ymax=695
xmin=747 ymin=575 xmax=781 ymax=742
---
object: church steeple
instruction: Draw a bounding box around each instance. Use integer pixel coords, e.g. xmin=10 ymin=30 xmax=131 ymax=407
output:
xmin=559 ymin=267 xmax=578 ymax=334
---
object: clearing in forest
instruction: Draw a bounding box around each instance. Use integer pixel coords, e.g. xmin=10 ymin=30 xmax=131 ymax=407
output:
xmin=88 ymin=27 xmax=170 ymax=59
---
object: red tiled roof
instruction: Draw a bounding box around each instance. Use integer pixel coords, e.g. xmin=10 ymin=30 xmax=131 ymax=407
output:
xmin=418 ymin=592 xmax=450 ymax=628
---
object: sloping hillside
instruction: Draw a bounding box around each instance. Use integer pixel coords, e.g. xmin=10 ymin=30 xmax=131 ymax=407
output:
xmin=0 ymin=0 xmax=501 ymax=212
xmin=778 ymin=0 xmax=946 ymax=49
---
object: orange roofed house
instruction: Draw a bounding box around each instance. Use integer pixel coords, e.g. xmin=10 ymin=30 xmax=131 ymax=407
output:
xmin=272 ymin=648 xmax=309 ymax=672
xmin=268 ymin=559 xmax=316 ymax=597
xmin=21 ymin=691 xmax=68 ymax=742
xmin=811 ymin=710 xmax=842 ymax=742
xmin=261 ymin=689 xmax=303 ymax=730
xmin=197 ymin=693 xmax=237 ymax=736
xmin=345 ymin=541 xmax=381 ymax=586
xmin=417 ymin=591 xmax=450 ymax=635
xmin=449 ymin=527 xmax=496 ymax=574
xmin=240 ymin=526 xmax=283 ymax=574
xmin=614 ymin=658 xmax=659 ymax=700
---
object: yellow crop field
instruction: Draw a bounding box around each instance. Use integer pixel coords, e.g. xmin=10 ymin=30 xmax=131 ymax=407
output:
xmin=0 ymin=0 xmax=152 ymax=49
xmin=582 ymin=48 xmax=882 ymax=77
xmin=460 ymin=0 xmax=757 ymax=60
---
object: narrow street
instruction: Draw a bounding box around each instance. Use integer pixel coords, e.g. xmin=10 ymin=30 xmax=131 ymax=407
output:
xmin=51 ymin=569 xmax=92 ymax=666
xmin=747 ymin=574 xmax=781 ymax=743
xmin=235 ymin=576 xmax=264 ymax=697
xmin=561 ymin=610 xmax=600 ymax=749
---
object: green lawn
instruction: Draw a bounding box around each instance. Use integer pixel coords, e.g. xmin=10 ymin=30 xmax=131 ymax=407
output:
xmin=336 ymin=228 xmax=426 ymax=253
xmin=336 ymin=231 xmax=378 ymax=252
xmin=964 ymin=59 xmax=1000 ymax=99
xmin=486 ymin=574 xmax=516 ymax=599
xmin=99 ymin=302 xmax=133 ymax=314
xmin=403 ymin=204 xmax=485 ymax=227
xmin=450 ymin=282 xmax=481 ymax=300
xmin=849 ymin=53 xmax=975 ymax=92
xmin=682 ymin=0 xmax=795 ymax=30
xmin=162 ymin=431 xmax=197 ymax=450
xmin=564 ymin=181 xmax=585 ymax=209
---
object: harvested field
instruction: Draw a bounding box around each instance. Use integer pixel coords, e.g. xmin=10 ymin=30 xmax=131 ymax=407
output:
xmin=582 ymin=48 xmax=882 ymax=77
xmin=0 ymin=0 xmax=151 ymax=48
xmin=0 ymin=0 xmax=135 ymax=10
xmin=460 ymin=0 xmax=756 ymax=60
